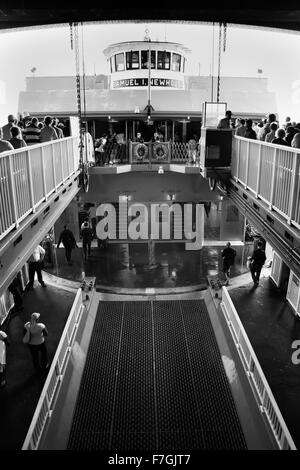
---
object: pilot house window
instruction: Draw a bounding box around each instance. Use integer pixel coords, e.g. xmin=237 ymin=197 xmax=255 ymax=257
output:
xmin=126 ymin=51 xmax=140 ymax=70
xmin=141 ymin=50 xmax=156 ymax=69
xmin=172 ymin=53 xmax=181 ymax=71
xmin=115 ymin=53 xmax=125 ymax=71
xmin=157 ymin=51 xmax=170 ymax=70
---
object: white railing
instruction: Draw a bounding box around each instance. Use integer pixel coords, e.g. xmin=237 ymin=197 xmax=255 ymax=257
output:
xmin=220 ymin=287 xmax=296 ymax=450
xmin=0 ymin=137 xmax=79 ymax=241
xmin=232 ymin=136 xmax=300 ymax=228
xmin=22 ymin=288 xmax=85 ymax=450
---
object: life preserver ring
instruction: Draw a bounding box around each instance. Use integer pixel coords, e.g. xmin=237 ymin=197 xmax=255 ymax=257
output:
xmin=133 ymin=143 xmax=148 ymax=160
xmin=153 ymin=143 xmax=168 ymax=160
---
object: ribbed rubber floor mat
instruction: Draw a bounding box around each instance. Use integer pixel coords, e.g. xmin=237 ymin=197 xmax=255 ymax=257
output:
xmin=67 ymin=299 xmax=247 ymax=450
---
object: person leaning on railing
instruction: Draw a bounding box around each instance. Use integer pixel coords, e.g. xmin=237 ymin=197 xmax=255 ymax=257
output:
xmin=244 ymin=119 xmax=257 ymax=140
xmin=0 ymin=126 xmax=14 ymax=153
xmin=9 ymin=125 xmax=27 ymax=149
xmin=40 ymin=116 xmax=58 ymax=143
xmin=271 ymin=128 xmax=289 ymax=146
xmin=291 ymin=129 xmax=300 ymax=149
xmin=22 ymin=117 xmax=41 ymax=145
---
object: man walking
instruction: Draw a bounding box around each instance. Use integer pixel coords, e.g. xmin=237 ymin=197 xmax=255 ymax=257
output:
xmin=221 ymin=242 xmax=236 ymax=286
xmin=249 ymin=240 xmax=266 ymax=286
xmin=26 ymin=244 xmax=46 ymax=290
xmin=80 ymin=221 xmax=94 ymax=261
xmin=57 ymin=225 xmax=77 ymax=265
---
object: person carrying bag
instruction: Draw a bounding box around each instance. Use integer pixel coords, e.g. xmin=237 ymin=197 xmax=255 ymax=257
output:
xmin=23 ymin=313 xmax=49 ymax=372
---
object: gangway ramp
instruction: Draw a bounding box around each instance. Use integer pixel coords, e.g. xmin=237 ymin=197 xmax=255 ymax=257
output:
xmin=67 ymin=299 xmax=247 ymax=450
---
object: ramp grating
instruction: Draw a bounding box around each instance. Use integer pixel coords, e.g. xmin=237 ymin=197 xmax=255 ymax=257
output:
xmin=67 ymin=299 xmax=247 ymax=450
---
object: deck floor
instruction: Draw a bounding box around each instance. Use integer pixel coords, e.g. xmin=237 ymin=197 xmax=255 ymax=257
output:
xmin=67 ymin=299 xmax=247 ymax=450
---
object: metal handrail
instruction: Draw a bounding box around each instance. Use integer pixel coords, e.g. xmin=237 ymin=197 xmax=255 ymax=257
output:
xmin=0 ymin=136 xmax=79 ymax=241
xmin=232 ymin=136 xmax=300 ymax=228
xmin=220 ymin=286 xmax=296 ymax=450
xmin=22 ymin=288 xmax=85 ymax=450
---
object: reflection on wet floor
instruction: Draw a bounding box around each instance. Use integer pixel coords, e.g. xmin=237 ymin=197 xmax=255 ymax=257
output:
xmin=46 ymin=242 xmax=251 ymax=289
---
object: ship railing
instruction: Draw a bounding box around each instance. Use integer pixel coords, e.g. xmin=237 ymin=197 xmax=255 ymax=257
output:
xmin=0 ymin=136 xmax=79 ymax=241
xmin=22 ymin=288 xmax=86 ymax=450
xmin=232 ymin=136 xmax=300 ymax=229
xmin=220 ymin=286 xmax=296 ymax=450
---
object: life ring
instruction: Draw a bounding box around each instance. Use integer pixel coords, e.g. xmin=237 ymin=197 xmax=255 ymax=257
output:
xmin=133 ymin=143 xmax=148 ymax=160
xmin=153 ymin=143 xmax=168 ymax=160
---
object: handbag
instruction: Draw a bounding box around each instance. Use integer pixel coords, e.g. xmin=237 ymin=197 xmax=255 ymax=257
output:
xmin=23 ymin=328 xmax=31 ymax=344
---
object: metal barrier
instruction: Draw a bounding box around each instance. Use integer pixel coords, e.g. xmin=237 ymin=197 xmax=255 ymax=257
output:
xmin=232 ymin=136 xmax=300 ymax=228
xmin=22 ymin=288 xmax=85 ymax=450
xmin=220 ymin=287 xmax=296 ymax=450
xmin=94 ymin=140 xmax=200 ymax=165
xmin=0 ymin=137 xmax=79 ymax=241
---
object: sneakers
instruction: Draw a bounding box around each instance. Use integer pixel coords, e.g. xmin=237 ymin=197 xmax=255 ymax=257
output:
xmin=40 ymin=283 xmax=47 ymax=288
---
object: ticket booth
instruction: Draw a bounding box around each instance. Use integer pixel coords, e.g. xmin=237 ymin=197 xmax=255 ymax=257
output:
xmin=199 ymin=102 xmax=233 ymax=176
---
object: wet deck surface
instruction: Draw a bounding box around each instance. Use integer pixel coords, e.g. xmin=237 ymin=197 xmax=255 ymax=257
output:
xmin=1 ymin=244 xmax=299 ymax=450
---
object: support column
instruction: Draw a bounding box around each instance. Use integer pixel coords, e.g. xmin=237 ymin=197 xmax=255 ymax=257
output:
xmin=120 ymin=243 xmax=130 ymax=268
xmin=147 ymin=239 xmax=157 ymax=269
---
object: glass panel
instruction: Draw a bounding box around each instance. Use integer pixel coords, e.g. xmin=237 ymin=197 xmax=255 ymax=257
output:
xmin=157 ymin=51 xmax=170 ymax=70
xmin=172 ymin=53 xmax=181 ymax=71
xmin=141 ymin=50 xmax=156 ymax=69
xmin=115 ymin=53 xmax=125 ymax=71
xmin=110 ymin=57 xmax=115 ymax=73
xmin=202 ymin=102 xmax=227 ymax=127
xmin=126 ymin=51 xmax=140 ymax=70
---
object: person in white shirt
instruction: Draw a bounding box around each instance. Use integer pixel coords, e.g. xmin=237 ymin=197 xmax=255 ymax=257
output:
xmin=235 ymin=119 xmax=247 ymax=137
xmin=0 ymin=331 xmax=9 ymax=387
xmin=265 ymin=122 xmax=278 ymax=142
xmin=26 ymin=245 xmax=46 ymax=290
xmin=23 ymin=312 xmax=49 ymax=372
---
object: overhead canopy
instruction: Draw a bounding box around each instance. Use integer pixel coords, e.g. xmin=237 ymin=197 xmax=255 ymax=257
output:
xmin=1 ymin=4 xmax=300 ymax=33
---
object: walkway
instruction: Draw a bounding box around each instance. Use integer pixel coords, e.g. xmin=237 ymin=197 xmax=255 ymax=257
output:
xmin=227 ymin=271 xmax=300 ymax=448
xmin=0 ymin=280 xmax=76 ymax=450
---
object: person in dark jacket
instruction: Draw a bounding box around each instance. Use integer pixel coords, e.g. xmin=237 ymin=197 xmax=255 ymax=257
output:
xmin=221 ymin=242 xmax=236 ymax=286
xmin=271 ymin=128 xmax=289 ymax=146
xmin=57 ymin=225 xmax=77 ymax=265
xmin=80 ymin=221 xmax=94 ymax=261
xmin=8 ymin=276 xmax=24 ymax=312
xmin=249 ymin=241 xmax=266 ymax=286
xmin=244 ymin=119 xmax=257 ymax=140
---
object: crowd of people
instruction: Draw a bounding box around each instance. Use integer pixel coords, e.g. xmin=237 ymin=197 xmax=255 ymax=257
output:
xmin=217 ymin=110 xmax=300 ymax=148
xmin=0 ymin=113 xmax=66 ymax=153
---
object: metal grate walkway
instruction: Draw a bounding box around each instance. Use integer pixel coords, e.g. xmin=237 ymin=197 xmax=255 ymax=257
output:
xmin=67 ymin=300 xmax=247 ymax=450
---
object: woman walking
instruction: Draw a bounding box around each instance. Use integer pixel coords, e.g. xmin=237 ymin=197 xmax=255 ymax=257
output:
xmin=23 ymin=312 xmax=49 ymax=373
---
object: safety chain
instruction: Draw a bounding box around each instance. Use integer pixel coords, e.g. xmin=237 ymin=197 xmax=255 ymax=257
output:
xmin=74 ymin=23 xmax=81 ymax=125
xmin=223 ymin=22 xmax=227 ymax=53
xmin=217 ymin=22 xmax=222 ymax=103
xmin=69 ymin=22 xmax=73 ymax=50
